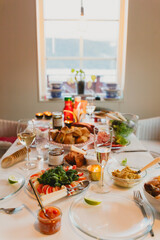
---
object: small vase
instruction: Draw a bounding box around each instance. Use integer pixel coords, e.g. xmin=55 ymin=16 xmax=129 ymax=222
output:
xmin=77 ymin=80 xmax=85 ymax=94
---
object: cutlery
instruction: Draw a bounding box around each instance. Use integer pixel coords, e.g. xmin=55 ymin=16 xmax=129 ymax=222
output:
xmin=0 ymin=205 xmax=24 ymax=214
xmin=133 ymin=191 xmax=154 ymax=237
xmin=29 ymin=179 xmax=51 ymax=220
xmin=113 ymin=150 xmax=148 ymax=153
xmin=66 ymin=180 xmax=90 ymax=192
xmin=137 ymin=157 xmax=160 ymax=174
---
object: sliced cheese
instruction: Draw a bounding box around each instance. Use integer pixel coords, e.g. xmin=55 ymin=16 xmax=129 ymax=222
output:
xmin=41 ymin=187 xmax=68 ymax=206
xmin=71 ymin=145 xmax=86 ymax=155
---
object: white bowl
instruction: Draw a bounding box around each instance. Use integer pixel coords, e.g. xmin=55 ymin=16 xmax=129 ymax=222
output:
xmin=143 ymin=185 xmax=160 ymax=213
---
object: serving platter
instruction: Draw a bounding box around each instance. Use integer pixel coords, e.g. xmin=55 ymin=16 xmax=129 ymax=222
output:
xmin=25 ymin=166 xmax=90 ymax=203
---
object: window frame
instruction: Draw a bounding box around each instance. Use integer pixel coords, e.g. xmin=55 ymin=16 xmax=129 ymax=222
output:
xmin=36 ymin=0 xmax=128 ymax=101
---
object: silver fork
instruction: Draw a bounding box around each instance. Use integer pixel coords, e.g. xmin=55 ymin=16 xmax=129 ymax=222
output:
xmin=0 ymin=205 xmax=24 ymax=214
xmin=133 ymin=191 xmax=154 ymax=237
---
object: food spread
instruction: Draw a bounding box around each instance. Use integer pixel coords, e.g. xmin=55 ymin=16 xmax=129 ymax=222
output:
xmin=144 ymin=176 xmax=160 ymax=199
xmin=49 ymin=126 xmax=90 ymax=144
xmin=28 ymin=166 xmax=87 ymax=203
xmin=112 ymin=166 xmax=141 ymax=179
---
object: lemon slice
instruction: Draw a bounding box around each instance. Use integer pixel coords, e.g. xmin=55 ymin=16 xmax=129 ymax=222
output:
xmin=8 ymin=175 xmax=18 ymax=184
xmin=84 ymin=197 xmax=101 ymax=206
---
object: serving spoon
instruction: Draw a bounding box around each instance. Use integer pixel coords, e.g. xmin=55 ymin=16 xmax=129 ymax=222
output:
xmin=136 ymin=157 xmax=160 ymax=174
xmin=29 ymin=179 xmax=51 ymax=220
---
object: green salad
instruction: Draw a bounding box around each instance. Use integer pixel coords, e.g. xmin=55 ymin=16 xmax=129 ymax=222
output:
xmin=114 ymin=135 xmax=128 ymax=146
xmin=111 ymin=120 xmax=134 ymax=137
xmin=37 ymin=166 xmax=79 ymax=187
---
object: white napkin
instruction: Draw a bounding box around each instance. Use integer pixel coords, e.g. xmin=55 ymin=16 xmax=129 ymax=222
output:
xmin=124 ymin=134 xmax=147 ymax=151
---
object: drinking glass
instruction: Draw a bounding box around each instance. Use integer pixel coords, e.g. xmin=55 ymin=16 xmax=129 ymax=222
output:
xmin=17 ymin=119 xmax=36 ymax=170
xmin=86 ymin=97 xmax=96 ymax=119
xmin=92 ymin=125 xmax=113 ymax=193
xmin=35 ymin=121 xmax=50 ymax=161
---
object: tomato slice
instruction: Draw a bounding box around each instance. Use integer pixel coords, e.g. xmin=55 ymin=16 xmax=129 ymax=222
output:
xmin=55 ymin=186 xmax=60 ymax=191
xmin=30 ymin=173 xmax=40 ymax=178
xmin=37 ymin=184 xmax=44 ymax=194
xmin=72 ymin=165 xmax=77 ymax=170
xmin=42 ymin=185 xmax=50 ymax=194
xmin=78 ymin=177 xmax=86 ymax=181
xmin=47 ymin=186 xmax=53 ymax=194
xmin=78 ymin=172 xmax=83 ymax=177
xmin=65 ymin=166 xmax=69 ymax=171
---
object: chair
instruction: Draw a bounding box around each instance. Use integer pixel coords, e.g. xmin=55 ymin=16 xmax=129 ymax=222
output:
xmin=136 ymin=117 xmax=160 ymax=157
xmin=0 ymin=119 xmax=18 ymax=157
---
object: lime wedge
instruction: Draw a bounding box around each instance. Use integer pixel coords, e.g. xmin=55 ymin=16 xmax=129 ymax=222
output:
xmin=84 ymin=197 xmax=101 ymax=206
xmin=8 ymin=175 xmax=18 ymax=184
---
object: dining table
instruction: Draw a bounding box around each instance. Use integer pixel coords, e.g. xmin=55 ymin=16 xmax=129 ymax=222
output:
xmin=0 ymin=133 xmax=160 ymax=240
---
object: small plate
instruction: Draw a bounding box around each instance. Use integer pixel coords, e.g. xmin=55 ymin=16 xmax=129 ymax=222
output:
xmin=69 ymin=194 xmax=154 ymax=240
xmin=0 ymin=170 xmax=25 ymax=201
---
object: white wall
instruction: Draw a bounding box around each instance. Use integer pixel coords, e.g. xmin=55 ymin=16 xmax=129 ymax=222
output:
xmin=0 ymin=0 xmax=160 ymax=121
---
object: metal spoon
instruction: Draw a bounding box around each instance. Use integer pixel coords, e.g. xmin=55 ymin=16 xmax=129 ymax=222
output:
xmin=29 ymin=179 xmax=50 ymax=220
xmin=0 ymin=205 xmax=24 ymax=214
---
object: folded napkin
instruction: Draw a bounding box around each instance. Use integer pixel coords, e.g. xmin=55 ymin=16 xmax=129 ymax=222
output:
xmin=1 ymin=140 xmax=27 ymax=168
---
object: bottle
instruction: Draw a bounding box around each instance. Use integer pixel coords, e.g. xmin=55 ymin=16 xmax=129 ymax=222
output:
xmin=63 ymin=97 xmax=73 ymax=122
xmin=52 ymin=112 xmax=62 ymax=130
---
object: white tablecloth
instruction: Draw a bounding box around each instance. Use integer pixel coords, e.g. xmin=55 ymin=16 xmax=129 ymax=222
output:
xmin=0 ymin=135 xmax=160 ymax=240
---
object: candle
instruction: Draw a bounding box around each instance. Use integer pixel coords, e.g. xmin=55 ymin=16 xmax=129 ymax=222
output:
xmin=35 ymin=112 xmax=43 ymax=119
xmin=87 ymin=164 xmax=101 ymax=181
xmin=43 ymin=111 xmax=52 ymax=120
xmin=64 ymin=120 xmax=73 ymax=127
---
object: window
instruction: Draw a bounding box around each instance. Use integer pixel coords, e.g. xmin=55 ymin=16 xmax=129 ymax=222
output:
xmin=37 ymin=0 xmax=127 ymax=100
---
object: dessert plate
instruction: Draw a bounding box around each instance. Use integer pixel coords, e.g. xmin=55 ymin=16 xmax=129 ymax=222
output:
xmin=0 ymin=170 xmax=25 ymax=201
xmin=69 ymin=194 xmax=154 ymax=240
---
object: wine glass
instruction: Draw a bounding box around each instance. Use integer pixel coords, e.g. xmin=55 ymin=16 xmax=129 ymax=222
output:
xmin=17 ymin=119 xmax=36 ymax=170
xmin=92 ymin=125 xmax=113 ymax=193
xmin=86 ymin=97 xmax=96 ymax=120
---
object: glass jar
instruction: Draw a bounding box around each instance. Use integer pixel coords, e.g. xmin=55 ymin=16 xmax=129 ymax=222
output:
xmin=52 ymin=112 xmax=62 ymax=130
xmin=48 ymin=147 xmax=64 ymax=166
xmin=38 ymin=206 xmax=62 ymax=235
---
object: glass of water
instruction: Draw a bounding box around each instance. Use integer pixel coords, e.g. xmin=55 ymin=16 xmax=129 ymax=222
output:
xmin=86 ymin=97 xmax=96 ymax=120
xmin=35 ymin=121 xmax=50 ymax=161
xmin=93 ymin=125 xmax=113 ymax=193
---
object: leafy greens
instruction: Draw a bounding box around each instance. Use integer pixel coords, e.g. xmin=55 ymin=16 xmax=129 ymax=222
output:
xmin=37 ymin=166 xmax=79 ymax=187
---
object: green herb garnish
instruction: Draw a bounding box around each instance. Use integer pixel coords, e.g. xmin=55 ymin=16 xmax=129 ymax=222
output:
xmin=37 ymin=166 xmax=79 ymax=187
xmin=121 ymin=158 xmax=127 ymax=166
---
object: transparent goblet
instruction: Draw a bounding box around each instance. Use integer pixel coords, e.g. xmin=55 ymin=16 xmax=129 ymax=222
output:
xmin=92 ymin=125 xmax=113 ymax=193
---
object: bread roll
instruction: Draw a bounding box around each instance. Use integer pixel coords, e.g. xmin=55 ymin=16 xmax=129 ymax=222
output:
xmin=63 ymin=133 xmax=75 ymax=144
xmin=76 ymin=136 xmax=88 ymax=144
xmin=1 ymin=147 xmax=27 ymax=168
xmin=49 ymin=129 xmax=59 ymax=141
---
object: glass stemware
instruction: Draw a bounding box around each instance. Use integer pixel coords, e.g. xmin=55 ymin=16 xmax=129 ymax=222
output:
xmin=17 ymin=119 xmax=36 ymax=170
xmin=92 ymin=125 xmax=113 ymax=193
xmin=86 ymin=97 xmax=96 ymax=120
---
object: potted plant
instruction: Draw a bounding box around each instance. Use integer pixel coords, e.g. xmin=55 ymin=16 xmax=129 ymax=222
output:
xmin=71 ymin=69 xmax=85 ymax=94
xmin=69 ymin=69 xmax=96 ymax=94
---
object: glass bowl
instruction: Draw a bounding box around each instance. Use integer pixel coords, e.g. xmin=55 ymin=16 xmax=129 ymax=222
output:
xmin=107 ymin=165 xmax=147 ymax=188
xmin=110 ymin=113 xmax=139 ymax=138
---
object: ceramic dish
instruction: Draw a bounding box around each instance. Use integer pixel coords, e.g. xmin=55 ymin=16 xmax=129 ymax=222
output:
xmin=143 ymin=176 xmax=160 ymax=212
xmin=69 ymin=194 xmax=154 ymax=240
xmin=0 ymin=170 xmax=25 ymax=201
xmin=108 ymin=165 xmax=147 ymax=188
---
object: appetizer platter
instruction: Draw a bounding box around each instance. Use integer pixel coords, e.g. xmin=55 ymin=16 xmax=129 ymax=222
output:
xmin=26 ymin=165 xmax=89 ymax=205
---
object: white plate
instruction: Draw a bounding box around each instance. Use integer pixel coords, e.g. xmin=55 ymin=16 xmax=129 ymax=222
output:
xmin=69 ymin=194 xmax=154 ymax=240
